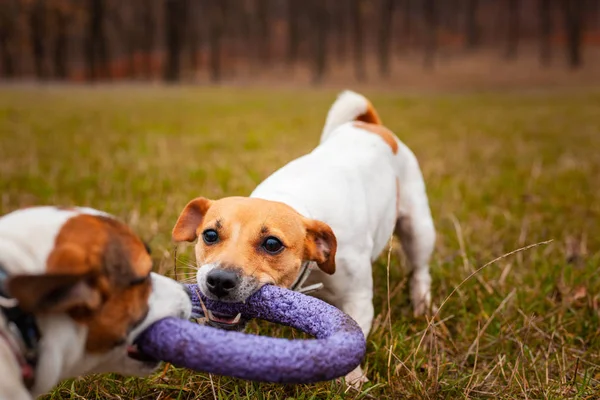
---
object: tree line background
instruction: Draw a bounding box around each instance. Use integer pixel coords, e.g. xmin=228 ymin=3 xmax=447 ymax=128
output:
xmin=0 ymin=0 xmax=597 ymax=84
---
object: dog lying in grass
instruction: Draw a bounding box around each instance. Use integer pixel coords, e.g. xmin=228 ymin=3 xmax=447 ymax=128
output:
xmin=0 ymin=206 xmax=192 ymax=400
xmin=173 ymin=90 xmax=435 ymax=384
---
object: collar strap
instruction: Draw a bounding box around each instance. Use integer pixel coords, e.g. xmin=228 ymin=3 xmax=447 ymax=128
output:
xmin=0 ymin=328 xmax=36 ymax=388
xmin=290 ymin=261 xmax=323 ymax=295
xmin=0 ymin=266 xmax=40 ymax=389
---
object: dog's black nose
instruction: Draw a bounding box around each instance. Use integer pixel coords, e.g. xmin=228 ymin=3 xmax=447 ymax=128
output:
xmin=206 ymin=269 xmax=239 ymax=298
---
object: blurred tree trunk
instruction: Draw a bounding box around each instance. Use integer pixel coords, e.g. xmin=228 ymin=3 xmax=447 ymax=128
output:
xmin=187 ymin=0 xmax=200 ymax=72
xmin=256 ymin=0 xmax=270 ymax=64
xmin=539 ymin=0 xmax=552 ymax=66
xmin=448 ymin=0 xmax=461 ymax=32
xmin=85 ymin=0 xmax=108 ymax=81
xmin=0 ymin=31 xmax=14 ymax=78
xmin=0 ymin=1 xmax=19 ymax=78
xmin=94 ymin=0 xmax=108 ymax=79
xmin=208 ymin=0 xmax=226 ymax=82
xmin=402 ymin=0 xmax=411 ymax=48
xmin=287 ymin=0 xmax=299 ymax=65
xmin=141 ymin=1 xmax=156 ymax=79
xmin=53 ymin=7 xmax=69 ymax=79
xmin=561 ymin=0 xmax=583 ymax=68
xmin=335 ymin=3 xmax=348 ymax=62
xmin=164 ymin=0 xmax=186 ymax=82
xmin=505 ymin=0 xmax=519 ymax=60
xmin=593 ymin=0 xmax=600 ymax=30
xmin=351 ymin=0 xmax=365 ymax=81
xmin=378 ymin=0 xmax=395 ymax=77
xmin=312 ymin=0 xmax=329 ymax=84
xmin=30 ymin=0 xmax=46 ymax=80
xmin=423 ymin=0 xmax=436 ymax=69
xmin=237 ymin=2 xmax=253 ymax=66
xmin=465 ymin=0 xmax=479 ymax=49
xmin=112 ymin=3 xmax=136 ymax=78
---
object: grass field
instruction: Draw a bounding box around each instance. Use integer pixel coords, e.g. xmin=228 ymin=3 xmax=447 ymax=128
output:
xmin=1 ymin=86 xmax=599 ymax=399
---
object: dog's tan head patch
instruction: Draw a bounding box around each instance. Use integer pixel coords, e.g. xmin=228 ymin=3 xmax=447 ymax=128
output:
xmin=173 ymin=197 xmax=337 ymax=290
xmin=7 ymin=214 xmax=152 ymax=353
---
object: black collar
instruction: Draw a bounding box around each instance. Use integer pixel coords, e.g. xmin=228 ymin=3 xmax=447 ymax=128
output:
xmin=0 ymin=265 xmax=40 ymax=389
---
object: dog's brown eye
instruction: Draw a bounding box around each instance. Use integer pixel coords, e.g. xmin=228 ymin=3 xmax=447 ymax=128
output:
xmin=203 ymin=229 xmax=219 ymax=244
xmin=262 ymin=237 xmax=284 ymax=254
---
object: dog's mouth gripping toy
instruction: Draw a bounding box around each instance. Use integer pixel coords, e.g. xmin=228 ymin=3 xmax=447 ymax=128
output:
xmin=196 ymin=261 xmax=321 ymax=332
xmin=204 ymin=309 xmax=244 ymax=330
xmin=132 ymin=284 xmax=367 ymax=384
xmin=200 ymin=260 xmax=322 ymax=332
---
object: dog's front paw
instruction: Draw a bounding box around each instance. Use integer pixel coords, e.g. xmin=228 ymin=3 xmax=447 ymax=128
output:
xmin=344 ymin=366 xmax=369 ymax=389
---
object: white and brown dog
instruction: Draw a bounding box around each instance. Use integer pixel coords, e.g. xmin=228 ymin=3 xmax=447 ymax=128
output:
xmin=172 ymin=91 xmax=435 ymax=382
xmin=0 ymin=206 xmax=192 ymax=400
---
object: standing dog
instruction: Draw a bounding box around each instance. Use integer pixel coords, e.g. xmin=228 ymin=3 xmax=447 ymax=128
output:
xmin=0 ymin=206 xmax=192 ymax=400
xmin=173 ymin=91 xmax=435 ymax=382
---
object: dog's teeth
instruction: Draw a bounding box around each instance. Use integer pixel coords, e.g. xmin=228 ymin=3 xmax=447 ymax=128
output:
xmin=232 ymin=313 xmax=241 ymax=324
xmin=207 ymin=310 xmax=214 ymax=319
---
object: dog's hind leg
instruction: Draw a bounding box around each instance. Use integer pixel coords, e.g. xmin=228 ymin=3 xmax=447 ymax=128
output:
xmin=394 ymin=155 xmax=436 ymax=316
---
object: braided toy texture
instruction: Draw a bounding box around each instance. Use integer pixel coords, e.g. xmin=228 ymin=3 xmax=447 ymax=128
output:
xmin=135 ymin=284 xmax=366 ymax=383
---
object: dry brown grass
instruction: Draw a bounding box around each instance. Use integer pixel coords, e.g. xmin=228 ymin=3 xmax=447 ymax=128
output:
xmin=0 ymin=85 xmax=598 ymax=399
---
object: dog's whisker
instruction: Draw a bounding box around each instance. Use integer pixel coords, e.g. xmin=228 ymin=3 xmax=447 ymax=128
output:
xmin=173 ymin=259 xmax=198 ymax=269
xmin=173 ymin=256 xmax=196 ymax=264
xmin=178 ymin=277 xmax=198 ymax=284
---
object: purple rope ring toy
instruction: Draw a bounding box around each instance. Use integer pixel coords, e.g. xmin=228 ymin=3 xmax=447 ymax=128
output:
xmin=134 ymin=284 xmax=366 ymax=383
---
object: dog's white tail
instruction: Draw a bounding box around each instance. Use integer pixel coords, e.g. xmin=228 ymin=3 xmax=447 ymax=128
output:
xmin=320 ymin=90 xmax=382 ymax=143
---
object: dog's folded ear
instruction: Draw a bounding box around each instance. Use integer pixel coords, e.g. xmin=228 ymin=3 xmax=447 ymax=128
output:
xmin=7 ymin=243 xmax=103 ymax=318
xmin=172 ymin=197 xmax=213 ymax=242
xmin=7 ymin=272 xmax=102 ymax=318
xmin=303 ymin=219 xmax=337 ymax=275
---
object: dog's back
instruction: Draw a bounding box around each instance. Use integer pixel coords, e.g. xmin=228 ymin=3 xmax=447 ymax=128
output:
xmin=251 ymin=91 xmax=402 ymax=259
